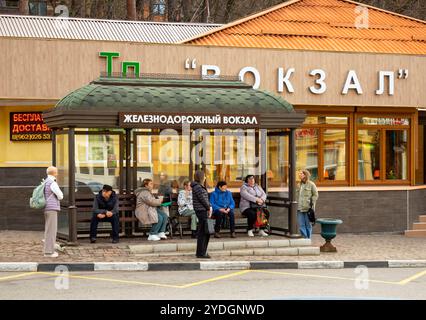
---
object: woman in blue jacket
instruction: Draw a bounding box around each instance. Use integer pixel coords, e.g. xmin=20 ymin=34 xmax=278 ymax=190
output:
xmin=210 ymin=181 xmax=236 ymax=238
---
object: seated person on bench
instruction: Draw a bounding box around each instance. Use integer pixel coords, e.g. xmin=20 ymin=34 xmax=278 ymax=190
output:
xmin=90 ymin=184 xmax=119 ymax=244
xmin=210 ymin=181 xmax=236 ymax=238
xmin=240 ymin=175 xmax=269 ymax=237
xmin=178 ymin=180 xmax=198 ymax=238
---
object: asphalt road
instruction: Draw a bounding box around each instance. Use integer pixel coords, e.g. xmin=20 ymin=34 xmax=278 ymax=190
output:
xmin=0 ymin=268 xmax=425 ymax=300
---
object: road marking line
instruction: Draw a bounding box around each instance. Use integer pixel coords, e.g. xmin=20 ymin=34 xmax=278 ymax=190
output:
xmin=36 ymin=272 xmax=182 ymax=288
xmin=398 ymin=269 xmax=426 ymax=285
xmin=181 ymin=270 xmax=252 ymax=289
xmin=252 ymin=270 xmax=398 ymax=285
xmin=0 ymin=272 xmax=37 ymax=282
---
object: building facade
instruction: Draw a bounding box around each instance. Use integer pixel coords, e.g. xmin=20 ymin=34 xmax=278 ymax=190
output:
xmin=1 ymin=0 xmax=426 ymax=234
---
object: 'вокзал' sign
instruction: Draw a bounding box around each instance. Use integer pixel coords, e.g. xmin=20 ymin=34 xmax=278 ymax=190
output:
xmin=10 ymin=112 xmax=52 ymax=141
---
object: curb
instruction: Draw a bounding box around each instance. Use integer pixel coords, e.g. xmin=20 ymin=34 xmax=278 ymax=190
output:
xmin=0 ymin=260 xmax=426 ymax=272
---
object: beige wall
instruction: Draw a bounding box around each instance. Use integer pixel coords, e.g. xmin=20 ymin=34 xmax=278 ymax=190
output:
xmin=0 ymin=37 xmax=425 ymax=107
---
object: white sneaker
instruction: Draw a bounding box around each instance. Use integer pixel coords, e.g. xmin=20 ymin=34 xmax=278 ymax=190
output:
xmin=158 ymin=232 xmax=167 ymax=240
xmin=247 ymin=230 xmax=254 ymax=237
xmin=148 ymin=234 xmax=161 ymax=241
xmin=42 ymin=240 xmax=64 ymax=252
xmin=54 ymin=243 xmax=64 ymax=252
xmin=44 ymin=252 xmax=59 ymax=258
xmin=259 ymin=229 xmax=269 ymax=237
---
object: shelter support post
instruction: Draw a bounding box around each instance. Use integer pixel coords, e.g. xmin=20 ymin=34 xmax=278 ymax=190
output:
xmin=125 ymin=128 xmax=133 ymax=236
xmin=288 ymin=128 xmax=300 ymax=238
xmin=68 ymin=127 xmax=78 ymax=244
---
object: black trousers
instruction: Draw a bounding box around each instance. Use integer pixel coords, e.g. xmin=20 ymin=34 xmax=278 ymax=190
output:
xmin=212 ymin=209 xmax=235 ymax=233
xmin=242 ymin=208 xmax=257 ymax=231
xmin=90 ymin=213 xmax=120 ymax=240
xmin=195 ymin=210 xmax=210 ymax=257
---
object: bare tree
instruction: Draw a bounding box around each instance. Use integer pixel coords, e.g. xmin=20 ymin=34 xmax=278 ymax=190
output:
xmin=55 ymin=0 xmax=426 ymax=23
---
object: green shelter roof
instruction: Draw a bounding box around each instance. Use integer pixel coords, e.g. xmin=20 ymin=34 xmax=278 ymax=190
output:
xmin=55 ymin=77 xmax=294 ymax=114
xmin=44 ymin=76 xmax=305 ymax=129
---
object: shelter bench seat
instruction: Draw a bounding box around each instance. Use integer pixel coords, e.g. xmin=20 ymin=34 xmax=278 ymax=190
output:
xmin=75 ymin=193 xmax=286 ymax=238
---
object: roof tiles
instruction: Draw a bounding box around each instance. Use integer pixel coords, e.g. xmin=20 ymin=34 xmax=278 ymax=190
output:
xmin=184 ymin=0 xmax=426 ymax=55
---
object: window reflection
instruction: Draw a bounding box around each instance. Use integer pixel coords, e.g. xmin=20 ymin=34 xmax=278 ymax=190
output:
xmin=75 ymin=134 xmax=120 ymax=194
xmin=267 ymin=135 xmax=289 ymax=187
xmin=358 ymin=130 xmax=380 ymax=180
xmin=296 ymin=128 xmax=319 ymax=181
xmin=386 ymin=130 xmax=408 ymax=180
xmin=324 ymin=129 xmax=346 ymax=180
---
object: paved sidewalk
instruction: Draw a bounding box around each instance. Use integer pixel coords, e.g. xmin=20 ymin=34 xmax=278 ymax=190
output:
xmin=1 ymin=230 xmax=426 ymax=263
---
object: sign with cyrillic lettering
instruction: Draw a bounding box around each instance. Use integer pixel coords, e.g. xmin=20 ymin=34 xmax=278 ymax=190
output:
xmin=119 ymin=112 xmax=260 ymax=128
xmin=10 ymin=112 xmax=52 ymax=141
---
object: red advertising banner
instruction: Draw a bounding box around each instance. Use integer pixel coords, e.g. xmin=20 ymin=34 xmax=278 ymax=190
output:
xmin=10 ymin=112 xmax=52 ymax=141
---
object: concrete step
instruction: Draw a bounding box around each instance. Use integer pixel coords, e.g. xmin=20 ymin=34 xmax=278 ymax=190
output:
xmin=134 ymin=246 xmax=320 ymax=257
xmin=128 ymin=238 xmax=312 ymax=254
xmin=405 ymin=229 xmax=426 ymax=238
xmin=419 ymin=215 xmax=426 ymax=223
xmin=413 ymin=222 xmax=426 ymax=230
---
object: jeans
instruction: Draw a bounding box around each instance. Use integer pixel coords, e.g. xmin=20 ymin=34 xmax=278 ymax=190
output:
xmin=179 ymin=208 xmax=198 ymax=231
xmin=212 ymin=209 xmax=235 ymax=233
xmin=297 ymin=210 xmax=312 ymax=239
xmin=195 ymin=210 xmax=210 ymax=257
xmin=90 ymin=213 xmax=119 ymax=240
xmin=150 ymin=208 xmax=168 ymax=235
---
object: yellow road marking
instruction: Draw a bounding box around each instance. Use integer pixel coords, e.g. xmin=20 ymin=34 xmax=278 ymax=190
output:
xmin=252 ymin=270 xmax=398 ymax=285
xmin=1 ymin=268 xmax=425 ymax=289
xmin=180 ymin=270 xmax=252 ymax=288
xmin=36 ymin=272 xmax=182 ymax=288
xmin=398 ymin=269 xmax=426 ymax=285
xmin=0 ymin=272 xmax=37 ymax=282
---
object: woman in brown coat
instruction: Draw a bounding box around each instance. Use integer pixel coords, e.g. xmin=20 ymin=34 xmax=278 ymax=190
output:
xmin=135 ymin=178 xmax=167 ymax=241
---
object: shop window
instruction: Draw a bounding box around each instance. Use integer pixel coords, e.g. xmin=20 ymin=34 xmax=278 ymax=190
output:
xmin=386 ymin=130 xmax=408 ymax=180
xmin=296 ymin=115 xmax=349 ymax=183
xmin=324 ymin=129 xmax=346 ymax=181
xmin=357 ymin=129 xmax=380 ymax=181
xmin=296 ymin=128 xmax=319 ymax=182
xmin=356 ymin=115 xmax=410 ymax=183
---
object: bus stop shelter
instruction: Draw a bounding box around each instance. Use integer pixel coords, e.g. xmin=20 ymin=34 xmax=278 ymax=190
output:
xmin=43 ymin=74 xmax=306 ymax=243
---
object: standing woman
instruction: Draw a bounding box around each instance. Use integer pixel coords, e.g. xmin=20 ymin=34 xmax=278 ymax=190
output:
xmin=191 ymin=170 xmax=212 ymax=258
xmin=296 ymin=169 xmax=319 ymax=239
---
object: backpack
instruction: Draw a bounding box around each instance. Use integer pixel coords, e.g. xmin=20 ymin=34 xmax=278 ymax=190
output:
xmin=29 ymin=179 xmax=47 ymax=209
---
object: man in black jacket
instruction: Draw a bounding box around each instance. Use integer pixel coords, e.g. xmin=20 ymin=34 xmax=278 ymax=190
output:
xmin=90 ymin=184 xmax=119 ymax=243
xmin=191 ymin=170 xmax=212 ymax=258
